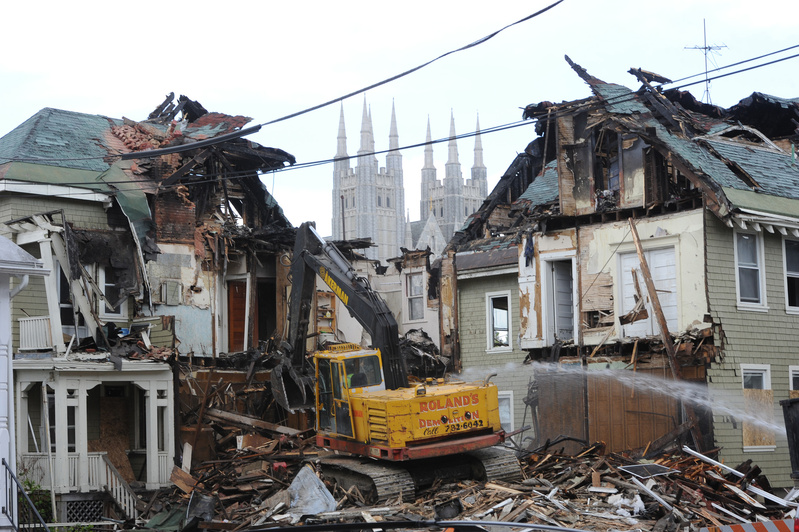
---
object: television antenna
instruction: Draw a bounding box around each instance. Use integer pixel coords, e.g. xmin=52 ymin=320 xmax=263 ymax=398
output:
xmin=685 ymin=19 xmax=727 ymax=104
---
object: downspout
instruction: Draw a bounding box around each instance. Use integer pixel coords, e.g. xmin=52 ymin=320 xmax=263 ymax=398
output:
xmin=9 ymin=275 xmax=28 ymax=300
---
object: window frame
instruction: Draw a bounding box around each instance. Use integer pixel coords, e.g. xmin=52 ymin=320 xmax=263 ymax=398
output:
xmin=789 ymin=365 xmax=799 ymax=392
xmin=98 ymin=265 xmax=129 ymax=320
xmin=406 ymin=272 xmax=425 ymax=322
xmin=734 ymin=230 xmax=767 ymax=311
xmin=497 ymin=390 xmax=514 ymax=433
xmin=740 ymin=363 xmax=775 ymax=452
xmin=784 ymin=238 xmax=799 ymax=313
xmin=485 ymin=290 xmax=512 ymax=352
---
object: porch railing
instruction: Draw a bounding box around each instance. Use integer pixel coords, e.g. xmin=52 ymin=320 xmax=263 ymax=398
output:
xmin=100 ymin=455 xmax=140 ymax=521
xmin=1 ymin=458 xmax=50 ymax=532
xmin=18 ymin=317 xmax=52 ymax=351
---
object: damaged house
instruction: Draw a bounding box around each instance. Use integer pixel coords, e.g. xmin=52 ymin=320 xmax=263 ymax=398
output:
xmin=0 ymin=94 xmax=296 ymax=521
xmin=440 ymin=58 xmax=799 ymax=488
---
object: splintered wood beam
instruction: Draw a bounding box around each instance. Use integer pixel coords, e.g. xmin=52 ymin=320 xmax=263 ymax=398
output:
xmin=162 ymin=148 xmax=213 ymax=187
xmin=628 ymin=218 xmax=704 ymax=450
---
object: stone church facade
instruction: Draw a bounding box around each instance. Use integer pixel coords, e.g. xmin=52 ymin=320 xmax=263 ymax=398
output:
xmin=332 ymin=100 xmax=487 ymax=263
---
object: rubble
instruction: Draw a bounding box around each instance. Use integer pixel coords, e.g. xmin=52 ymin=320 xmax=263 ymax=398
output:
xmin=142 ymin=370 xmax=798 ymax=532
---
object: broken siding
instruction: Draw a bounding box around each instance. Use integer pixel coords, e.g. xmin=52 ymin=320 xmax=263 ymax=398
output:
xmin=705 ymin=210 xmax=796 ymax=488
xmin=457 ymin=273 xmax=529 ymax=433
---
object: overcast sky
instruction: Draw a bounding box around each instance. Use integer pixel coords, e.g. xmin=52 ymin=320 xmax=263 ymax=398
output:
xmin=1 ymin=0 xmax=797 ymax=237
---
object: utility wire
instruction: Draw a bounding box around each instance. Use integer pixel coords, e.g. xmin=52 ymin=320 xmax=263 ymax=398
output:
xmin=255 ymin=1 xmax=566 ymax=128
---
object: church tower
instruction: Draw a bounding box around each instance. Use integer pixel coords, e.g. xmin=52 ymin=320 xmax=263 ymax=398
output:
xmin=332 ymin=99 xmax=406 ymax=264
xmin=414 ymin=111 xmax=489 ymax=249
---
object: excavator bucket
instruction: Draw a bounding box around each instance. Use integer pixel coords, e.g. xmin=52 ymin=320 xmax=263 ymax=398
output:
xmin=271 ymin=359 xmax=316 ymax=412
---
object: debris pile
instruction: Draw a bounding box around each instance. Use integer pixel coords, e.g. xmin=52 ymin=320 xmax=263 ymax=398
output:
xmin=139 ymin=416 xmax=797 ymax=532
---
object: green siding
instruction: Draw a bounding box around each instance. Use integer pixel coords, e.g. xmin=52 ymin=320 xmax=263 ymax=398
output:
xmin=706 ymin=210 xmax=799 ymax=487
xmin=458 ymin=273 xmax=535 ymax=434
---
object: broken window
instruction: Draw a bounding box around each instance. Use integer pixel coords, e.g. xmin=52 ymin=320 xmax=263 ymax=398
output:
xmin=57 ymin=261 xmax=87 ymax=340
xmin=741 ymin=364 xmax=775 ymax=450
xmin=487 ymin=292 xmax=511 ymax=350
xmin=99 ymin=266 xmax=128 ymax=320
xmin=785 ymin=239 xmax=799 ymax=309
xmin=735 ymin=232 xmax=765 ymax=307
xmin=593 ymin=130 xmax=620 ymax=209
xmin=619 ymin=247 xmax=677 ymax=337
xmin=407 ymin=272 xmax=424 ymax=321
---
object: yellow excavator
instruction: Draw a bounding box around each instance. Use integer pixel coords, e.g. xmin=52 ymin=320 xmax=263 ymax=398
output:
xmin=271 ymin=222 xmax=521 ymax=501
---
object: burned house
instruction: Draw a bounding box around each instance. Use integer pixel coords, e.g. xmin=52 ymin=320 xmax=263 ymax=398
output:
xmin=440 ymin=59 xmax=799 ymax=487
xmin=0 ymin=94 xmax=296 ymax=521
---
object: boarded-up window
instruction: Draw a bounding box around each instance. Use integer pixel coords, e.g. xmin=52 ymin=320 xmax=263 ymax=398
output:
xmin=742 ymin=364 xmax=775 ymax=449
xmin=789 ymin=365 xmax=799 ymax=400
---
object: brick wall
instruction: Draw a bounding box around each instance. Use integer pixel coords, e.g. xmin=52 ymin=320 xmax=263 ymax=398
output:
xmin=154 ymin=192 xmax=195 ymax=244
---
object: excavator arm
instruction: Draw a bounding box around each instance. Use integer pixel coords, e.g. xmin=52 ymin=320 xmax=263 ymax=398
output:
xmin=272 ymin=222 xmax=408 ymax=412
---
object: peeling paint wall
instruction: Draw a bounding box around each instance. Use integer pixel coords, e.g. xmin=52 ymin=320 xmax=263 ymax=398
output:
xmin=578 ymin=210 xmax=708 ymax=345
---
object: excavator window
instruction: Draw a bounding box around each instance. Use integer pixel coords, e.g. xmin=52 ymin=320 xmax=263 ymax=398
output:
xmin=345 ymin=355 xmax=382 ymax=388
xmin=317 ymin=358 xmax=335 ymax=432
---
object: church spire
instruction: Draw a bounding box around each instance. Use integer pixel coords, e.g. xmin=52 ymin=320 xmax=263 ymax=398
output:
xmin=473 ymin=114 xmax=485 ymax=168
xmin=446 ymin=110 xmax=459 ymax=166
xmin=389 ymin=99 xmax=399 ymax=152
xmin=423 ymin=117 xmax=435 ymax=169
xmin=358 ymin=97 xmax=371 ymax=156
xmin=336 ymin=103 xmax=347 ymax=158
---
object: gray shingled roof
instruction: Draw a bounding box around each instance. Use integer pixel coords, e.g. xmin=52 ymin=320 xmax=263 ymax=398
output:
xmin=0 ymin=108 xmax=121 ymax=172
xmin=518 ymin=160 xmax=559 ymax=207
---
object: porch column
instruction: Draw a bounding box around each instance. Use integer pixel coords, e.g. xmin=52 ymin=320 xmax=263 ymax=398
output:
xmin=144 ymin=383 xmax=159 ymax=490
xmin=15 ymin=384 xmax=30 ymax=456
xmin=76 ymin=382 xmax=89 ymax=491
xmin=51 ymin=380 xmax=69 ymax=493
xmin=156 ymin=382 xmax=172 ymax=488
xmin=0 ymin=275 xmax=12 ymax=530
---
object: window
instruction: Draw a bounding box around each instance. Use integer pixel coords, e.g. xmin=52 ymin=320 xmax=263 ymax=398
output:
xmin=386 ymin=196 xmax=390 ymax=208
xmin=619 ymin=247 xmax=677 ymax=337
xmin=486 ymin=292 xmax=511 ymax=351
xmin=57 ymin=261 xmax=88 ymax=339
xmin=741 ymin=364 xmax=775 ymax=450
xmin=735 ymin=232 xmax=765 ymax=308
xmin=407 ymin=273 xmax=424 ymax=321
xmin=99 ymin=266 xmax=128 ymax=319
xmin=785 ymin=240 xmax=799 ymax=310
xmin=378 ymin=195 xmax=382 ymax=207
xmin=497 ymin=391 xmax=514 ymax=432
xmin=790 ymin=366 xmax=799 ymax=395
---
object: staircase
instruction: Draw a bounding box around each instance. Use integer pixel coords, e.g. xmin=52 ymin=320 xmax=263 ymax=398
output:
xmin=101 ymin=455 xmax=141 ymax=521
xmin=2 ymin=458 xmax=50 ymax=532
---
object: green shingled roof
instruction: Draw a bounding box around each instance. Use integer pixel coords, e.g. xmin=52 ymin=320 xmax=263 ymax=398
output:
xmin=518 ymin=160 xmax=559 ymax=207
xmin=0 ymin=107 xmax=121 ymax=173
xmin=703 ymin=139 xmax=799 ymax=199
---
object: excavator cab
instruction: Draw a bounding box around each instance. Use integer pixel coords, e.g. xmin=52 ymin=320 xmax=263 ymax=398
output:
xmin=316 ymin=344 xmax=386 ymax=439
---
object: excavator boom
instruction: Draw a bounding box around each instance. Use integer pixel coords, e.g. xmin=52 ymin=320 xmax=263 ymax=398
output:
xmin=272 ymin=222 xmax=407 ymax=411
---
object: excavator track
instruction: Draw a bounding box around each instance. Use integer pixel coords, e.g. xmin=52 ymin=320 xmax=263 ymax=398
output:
xmin=319 ymin=456 xmax=416 ymax=503
xmin=319 ymin=446 xmax=522 ymax=504
xmin=466 ymin=446 xmax=523 ymax=483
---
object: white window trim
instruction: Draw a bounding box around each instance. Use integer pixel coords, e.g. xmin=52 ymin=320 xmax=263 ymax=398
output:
xmin=790 ymin=365 xmax=799 ymax=390
xmin=98 ymin=265 xmax=129 ymax=320
xmin=783 ymin=237 xmax=799 ymax=314
xmin=740 ymin=363 xmax=771 ymax=389
xmin=406 ymin=271 xmax=425 ymax=323
xmin=740 ymin=363 xmax=774 ymax=452
xmin=497 ymin=390 xmax=514 ymax=433
xmin=485 ymin=290 xmax=512 ymax=353
xmin=734 ymin=230 xmax=768 ymax=312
